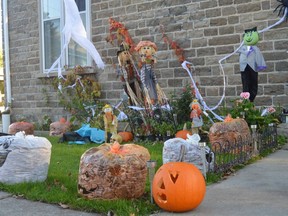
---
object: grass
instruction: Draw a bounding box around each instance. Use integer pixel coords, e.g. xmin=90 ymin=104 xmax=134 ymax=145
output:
xmin=0 ymin=136 xmax=163 ymax=216
xmin=0 ymin=135 xmax=286 ymax=215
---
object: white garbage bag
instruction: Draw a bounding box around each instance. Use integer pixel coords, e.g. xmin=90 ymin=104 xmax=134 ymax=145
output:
xmin=0 ymin=132 xmax=52 ymax=184
xmin=163 ymin=137 xmax=214 ymax=176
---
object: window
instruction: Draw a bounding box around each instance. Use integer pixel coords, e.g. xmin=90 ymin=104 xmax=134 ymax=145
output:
xmin=41 ymin=0 xmax=90 ymax=71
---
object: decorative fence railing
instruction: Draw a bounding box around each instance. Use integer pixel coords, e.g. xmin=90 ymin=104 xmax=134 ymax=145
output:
xmin=208 ymin=124 xmax=278 ymax=174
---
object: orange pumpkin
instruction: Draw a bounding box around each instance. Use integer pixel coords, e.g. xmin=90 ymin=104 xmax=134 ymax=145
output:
xmin=118 ymin=131 xmax=134 ymax=142
xmin=152 ymin=162 xmax=206 ymax=212
xmin=175 ymin=130 xmax=192 ymax=139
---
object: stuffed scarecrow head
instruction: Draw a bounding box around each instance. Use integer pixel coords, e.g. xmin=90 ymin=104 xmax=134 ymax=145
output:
xmin=135 ymin=40 xmax=157 ymax=64
xmin=117 ymin=42 xmax=131 ymax=66
xmin=243 ymin=27 xmax=259 ymax=46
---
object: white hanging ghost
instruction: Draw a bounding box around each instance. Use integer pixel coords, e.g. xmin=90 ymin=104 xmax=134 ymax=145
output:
xmin=47 ymin=0 xmax=105 ymax=77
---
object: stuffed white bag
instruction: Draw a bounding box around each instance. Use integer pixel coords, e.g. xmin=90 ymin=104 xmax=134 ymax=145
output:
xmin=0 ymin=132 xmax=52 ymax=184
xmin=163 ymin=134 xmax=214 ymax=175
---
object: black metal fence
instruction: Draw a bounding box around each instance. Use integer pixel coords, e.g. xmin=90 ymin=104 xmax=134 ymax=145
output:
xmin=208 ymin=124 xmax=278 ymax=174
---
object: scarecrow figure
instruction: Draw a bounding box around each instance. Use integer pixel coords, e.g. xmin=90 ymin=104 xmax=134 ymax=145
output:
xmin=135 ymin=41 xmax=167 ymax=106
xmin=190 ymin=99 xmax=203 ymax=134
xmin=237 ymin=27 xmax=266 ymax=102
xmin=103 ymin=104 xmax=118 ymax=143
xmin=117 ymin=42 xmax=143 ymax=106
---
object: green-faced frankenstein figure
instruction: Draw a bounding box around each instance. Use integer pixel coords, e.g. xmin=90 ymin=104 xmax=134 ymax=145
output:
xmin=237 ymin=27 xmax=266 ymax=102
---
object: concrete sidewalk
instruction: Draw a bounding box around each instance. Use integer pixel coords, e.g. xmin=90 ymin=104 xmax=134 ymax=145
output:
xmin=152 ymin=144 xmax=288 ymax=216
xmin=0 ymin=192 xmax=101 ymax=216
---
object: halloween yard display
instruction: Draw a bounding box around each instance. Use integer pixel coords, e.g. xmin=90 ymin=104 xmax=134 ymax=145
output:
xmin=78 ymin=142 xmax=150 ymax=199
xmin=49 ymin=118 xmax=71 ymax=136
xmin=8 ymin=121 xmax=34 ymax=135
xmin=103 ymin=104 xmax=118 ymax=143
xmin=0 ymin=132 xmax=52 ymax=184
xmin=135 ymin=41 xmax=167 ymax=106
xmin=237 ymin=27 xmax=266 ymax=102
xmin=152 ymin=162 xmax=206 ymax=212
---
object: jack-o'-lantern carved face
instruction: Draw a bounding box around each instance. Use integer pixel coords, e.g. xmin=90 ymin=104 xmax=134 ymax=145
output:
xmin=243 ymin=27 xmax=259 ymax=46
xmin=152 ymin=162 xmax=206 ymax=212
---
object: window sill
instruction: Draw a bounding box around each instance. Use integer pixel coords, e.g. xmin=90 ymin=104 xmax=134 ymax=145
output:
xmin=37 ymin=66 xmax=98 ymax=79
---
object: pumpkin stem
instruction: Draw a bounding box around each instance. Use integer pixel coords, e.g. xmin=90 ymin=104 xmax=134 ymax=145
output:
xmin=110 ymin=141 xmax=121 ymax=153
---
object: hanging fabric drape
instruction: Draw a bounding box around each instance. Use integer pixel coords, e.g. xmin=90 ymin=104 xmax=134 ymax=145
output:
xmin=45 ymin=0 xmax=105 ymax=78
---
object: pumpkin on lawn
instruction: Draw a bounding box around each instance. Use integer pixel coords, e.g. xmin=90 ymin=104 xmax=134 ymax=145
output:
xmin=78 ymin=142 xmax=150 ymax=199
xmin=152 ymin=162 xmax=206 ymax=212
xmin=118 ymin=131 xmax=133 ymax=142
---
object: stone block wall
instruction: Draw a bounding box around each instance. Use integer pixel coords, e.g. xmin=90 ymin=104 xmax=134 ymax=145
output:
xmin=5 ymin=0 xmax=288 ymax=124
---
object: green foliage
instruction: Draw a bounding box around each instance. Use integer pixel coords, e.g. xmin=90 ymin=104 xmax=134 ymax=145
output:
xmin=170 ymin=85 xmax=194 ymax=126
xmin=0 ymin=52 xmax=3 ymax=68
xmin=35 ymin=115 xmax=52 ymax=131
xmin=277 ymin=135 xmax=288 ymax=146
xmin=49 ymin=69 xmax=104 ymax=129
xmin=227 ymin=97 xmax=280 ymax=131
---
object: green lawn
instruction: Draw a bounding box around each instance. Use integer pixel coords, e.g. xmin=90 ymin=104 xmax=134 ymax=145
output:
xmin=0 ymin=137 xmax=162 ymax=216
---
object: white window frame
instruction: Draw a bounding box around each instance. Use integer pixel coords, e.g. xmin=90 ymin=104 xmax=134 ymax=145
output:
xmin=40 ymin=0 xmax=92 ymax=72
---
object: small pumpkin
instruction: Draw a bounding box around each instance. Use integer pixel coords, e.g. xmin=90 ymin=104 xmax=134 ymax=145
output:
xmin=118 ymin=123 xmax=134 ymax=142
xmin=175 ymin=130 xmax=192 ymax=139
xmin=175 ymin=123 xmax=192 ymax=139
xmin=152 ymin=162 xmax=206 ymax=212
xmin=118 ymin=131 xmax=133 ymax=142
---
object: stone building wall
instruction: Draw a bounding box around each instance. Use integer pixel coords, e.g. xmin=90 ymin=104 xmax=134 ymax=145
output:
xmin=5 ymin=0 xmax=288 ymax=125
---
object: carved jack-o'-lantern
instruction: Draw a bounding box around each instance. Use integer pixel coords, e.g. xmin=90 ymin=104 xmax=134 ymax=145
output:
xmin=152 ymin=162 xmax=206 ymax=212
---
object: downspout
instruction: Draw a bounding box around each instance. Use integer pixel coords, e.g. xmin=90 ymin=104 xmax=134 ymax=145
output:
xmin=2 ymin=0 xmax=12 ymax=106
xmin=2 ymin=0 xmax=12 ymax=133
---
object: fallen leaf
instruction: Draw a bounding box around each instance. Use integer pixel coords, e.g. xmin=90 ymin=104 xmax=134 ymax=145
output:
xmin=59 ymin=203 xmax=69 ymax=209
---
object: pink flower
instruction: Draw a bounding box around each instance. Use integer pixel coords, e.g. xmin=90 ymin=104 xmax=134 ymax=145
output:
xmin=240 ymin=92 xmax=250 ymax=100
xmin=267 ymin=106 xmax=276 ymax=114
